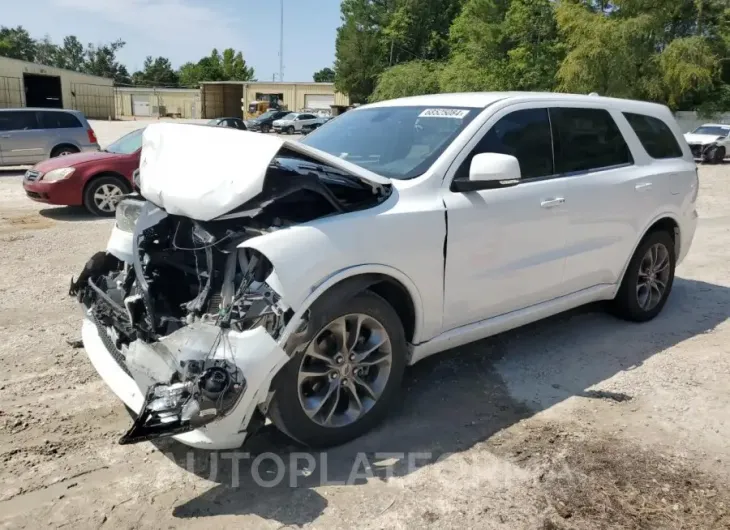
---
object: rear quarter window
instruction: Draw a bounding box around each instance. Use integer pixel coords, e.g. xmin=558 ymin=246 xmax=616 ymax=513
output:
xmin=550 ymin=107 xmax=633 ymax=174
xmin=623 ymin=112 xmax=683 ymax=159
xmin=39 ymin=112 xmax=82 ymax=129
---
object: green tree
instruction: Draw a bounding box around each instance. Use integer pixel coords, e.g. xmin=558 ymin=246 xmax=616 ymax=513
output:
xmin=55 ymin=36 xmax=86 ymax=71
xmin=177 ymin=62 xmax=201 ymax=86
xmin=370 ymin=60 xmax=442 ymax=101
xmin=132 ymin=56 xmax=179 ymax=86
xmin=84 ymin=39 xmax=131 ymax=84
xmin=0 ymin=26 xmax=36 ymax=61
xmin=313 ymin=67 xmax=336 ymax=82
xmin=221 ymin=48 xmax=255 ymax=81
xmin=34 ymin=35 xmax=59 ymax=66
xmin=335 ymin=16 xmax=385 ymax=102
xmin=334 ymin=0 xmax=464 ymax=102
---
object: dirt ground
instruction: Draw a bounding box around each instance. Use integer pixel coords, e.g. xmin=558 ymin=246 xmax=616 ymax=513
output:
xmin=1 ymin=120 xmax=729 ymax=529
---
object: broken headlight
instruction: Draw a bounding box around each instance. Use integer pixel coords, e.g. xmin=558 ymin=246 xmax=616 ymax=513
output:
xmin=116 ymin=198 xmax=144 ymax=233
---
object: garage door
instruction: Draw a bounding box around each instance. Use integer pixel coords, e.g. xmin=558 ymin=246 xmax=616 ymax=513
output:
xmin=304 ymin=94 xmax=334 ymax=110
xmin=132 ymin=95 xmax=151 ymax=116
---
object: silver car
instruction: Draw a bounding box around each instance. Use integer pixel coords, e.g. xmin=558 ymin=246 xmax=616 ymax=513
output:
xmin=0 ymin=108 xmax=100 ymax=166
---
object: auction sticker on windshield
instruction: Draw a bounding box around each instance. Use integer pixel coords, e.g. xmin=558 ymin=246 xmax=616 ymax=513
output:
xmin=418 ymin=108 xmax=471 ymax=119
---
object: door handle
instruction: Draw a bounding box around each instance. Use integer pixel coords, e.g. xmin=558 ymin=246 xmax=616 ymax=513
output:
xmin=540 ymin=197 xmax=565 ymax=208
xmin=635 ymin=182 xmax=652 ymax=192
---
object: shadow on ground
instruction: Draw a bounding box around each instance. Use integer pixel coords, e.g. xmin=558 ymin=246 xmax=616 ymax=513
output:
xmin=157 ymin=277 xmax=729 ymax=525
xmin=39 ymin=206 xmax=99 ymax=222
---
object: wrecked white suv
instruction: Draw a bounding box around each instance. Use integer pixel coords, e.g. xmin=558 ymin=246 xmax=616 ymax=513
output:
xmin=683 ymin=123 xmax=729 ymax=163
xmin=71 ymin=93 xmax=698 ymax=450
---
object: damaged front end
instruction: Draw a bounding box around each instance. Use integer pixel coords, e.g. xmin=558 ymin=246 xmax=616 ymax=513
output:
xmin=70 ymin=126 xmax=391 ymax=449
xmin=70 ymin=202 xmax=291 ymax=446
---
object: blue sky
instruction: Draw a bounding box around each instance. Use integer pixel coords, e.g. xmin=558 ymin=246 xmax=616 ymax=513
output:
xmin=4 ymin=0 xmax=342 ymax=82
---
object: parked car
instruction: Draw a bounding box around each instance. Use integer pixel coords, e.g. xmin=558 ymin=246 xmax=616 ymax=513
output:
xmin=300 ymin=117 xmax=332 ymax=136
xmin=207 ymin=117 xmax=247 ymax=130
xmin=683 ymin=123 xmax=729 ymax=163
xmin=272 ymin=112 xmax=321 ymax=134
xmin=246 ymin=110 xmax=290 ymax=133
xmin=0 ymin=108 xmax=99 ymax=166
xmin=23 ymin=127 xmax=143 ymax=216
xmin=71 ymin=92 xmax=697 ymax=451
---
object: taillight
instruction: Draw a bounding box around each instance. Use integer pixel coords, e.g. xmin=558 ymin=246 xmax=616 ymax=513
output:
xmin=87 ymin=128 xmax=98 ymax=144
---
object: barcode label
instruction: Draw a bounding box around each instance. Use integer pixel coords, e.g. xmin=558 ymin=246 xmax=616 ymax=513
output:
xmin=418 ymin=108 xmax=470 ymax=119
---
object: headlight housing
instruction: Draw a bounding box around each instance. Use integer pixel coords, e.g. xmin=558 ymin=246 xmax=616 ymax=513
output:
xmin=42 ymin=167 xmax=75 ymax=182
xmin=115 ymin=198 xmax=145 ymax=233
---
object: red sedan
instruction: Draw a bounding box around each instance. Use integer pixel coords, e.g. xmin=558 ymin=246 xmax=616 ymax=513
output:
xmin=23 ymin=127 xmax=143 ymax=216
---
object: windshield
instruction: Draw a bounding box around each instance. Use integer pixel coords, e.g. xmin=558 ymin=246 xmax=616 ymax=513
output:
xmin=300 ymin=106 xmax=479 ymax=179
xmin=106 ymin=128 xmax=144 ymax=154
xmin=692 ymin=126 xmax=730 ymax=137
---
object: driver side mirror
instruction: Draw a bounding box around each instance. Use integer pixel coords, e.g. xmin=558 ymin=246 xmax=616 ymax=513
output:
xmin=451 ymin=153 xmax=522 ymax=193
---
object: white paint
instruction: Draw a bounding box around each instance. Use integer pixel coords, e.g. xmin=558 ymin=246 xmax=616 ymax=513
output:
xmin=137 ymin=122 xmax=390 ymax=221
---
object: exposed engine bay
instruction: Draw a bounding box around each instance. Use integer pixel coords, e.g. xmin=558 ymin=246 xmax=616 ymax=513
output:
xmin=70 ymin=148 xmax=391 ymax=445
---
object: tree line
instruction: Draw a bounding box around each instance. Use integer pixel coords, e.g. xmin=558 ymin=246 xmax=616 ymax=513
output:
xmin=0 ymin=26 xmax=255 ymax=87
xmin=0 ymin=26 xmax=339 ymax=87
xmin=334 ymin=0 xmax=730 ymax=113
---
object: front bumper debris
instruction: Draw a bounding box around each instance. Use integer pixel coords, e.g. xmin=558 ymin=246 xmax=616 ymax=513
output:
xmin=81 ymin=312 xmax=288 ymax=449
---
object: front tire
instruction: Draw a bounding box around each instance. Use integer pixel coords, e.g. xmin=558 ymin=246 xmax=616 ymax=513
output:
xmin=285 ymin=126 xmax=294 ymax=135
xmin=83 ymin=176 xmax=130 ymax=216
xmin=262 ymin=124 xmax=271 ymax=134
xmin=612 ymin=230 xmax=676 ymax=322
xmin=269 ymin=290 xmax=407 ymax=448
xmin=712 ymin=146 xmax=726 ymax=164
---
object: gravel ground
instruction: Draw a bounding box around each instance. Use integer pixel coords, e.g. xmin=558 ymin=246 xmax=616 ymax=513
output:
xmin=1 ymin=120 xmax=729 ymax=529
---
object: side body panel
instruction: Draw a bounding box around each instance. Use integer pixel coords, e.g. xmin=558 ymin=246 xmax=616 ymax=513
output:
xmin=240 ymin=188 xmax=447 ymax=344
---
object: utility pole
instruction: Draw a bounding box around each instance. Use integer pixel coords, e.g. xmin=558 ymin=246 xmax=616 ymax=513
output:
xmin=279 ymin=0 xmax=284 ymax=82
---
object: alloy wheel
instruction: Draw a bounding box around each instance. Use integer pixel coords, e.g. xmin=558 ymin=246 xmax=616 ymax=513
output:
xmin=636 ymin=243 xmax=671 ymax=311
xmin=93 ymin=184 xmax=123 ymax=213
xmin=297 ymin=313 xmax=393 ymax=428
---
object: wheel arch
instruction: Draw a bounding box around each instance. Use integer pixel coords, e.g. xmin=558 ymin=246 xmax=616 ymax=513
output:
xmin=82 ymin=171 xmax=131 ymax=196
xmin=276 ymin=265 xmax=424 ymax=352
xmin=616 ymin=214 xmax=681 ymax=291
xmin=50 ymin=142 xmax=80 ymax=157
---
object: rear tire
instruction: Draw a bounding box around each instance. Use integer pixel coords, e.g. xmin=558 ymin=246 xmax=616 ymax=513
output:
xmin=285 ymin=126 xmax=294 ymax=135
xmin=83 ymin=175 xmax=130 ymax=217
xmin=611 ymin=230 xmax=676 ymax=322
xmin=51 ymin=145 xmax=79 ymax=158
xmin=269 ymin=290 xmax=407 ymax=448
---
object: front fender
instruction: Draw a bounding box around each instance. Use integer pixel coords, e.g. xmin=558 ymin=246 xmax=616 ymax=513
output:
xmin=239 ymin=226 xmax=428 ymax=346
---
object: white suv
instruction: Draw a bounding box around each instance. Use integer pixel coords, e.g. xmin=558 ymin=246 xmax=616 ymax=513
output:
xmin=272 ymin=112 xmax=320 ymax=134
xmin=71 ymin=92 xmax=698 ymax=450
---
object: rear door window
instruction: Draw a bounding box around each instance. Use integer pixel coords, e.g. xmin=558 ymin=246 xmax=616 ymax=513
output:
xmin=38 ymin=111 xmax=82 ymax=129
xmin=0 ymin=111 xmax=40 ymax=131
xmin=550 ymin=108 xmax=633 ymax=174
xmin=456 ymin=108 xmax=554 ymax=180
xmin=623 ymin=112 xmax=683 ymax=159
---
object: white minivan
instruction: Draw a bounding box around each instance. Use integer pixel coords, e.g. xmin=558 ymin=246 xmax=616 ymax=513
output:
xmin=72 ymin=92 xmax=698 ymax=450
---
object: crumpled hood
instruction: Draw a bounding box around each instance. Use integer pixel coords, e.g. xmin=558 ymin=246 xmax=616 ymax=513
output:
xmin=139 ymin=122 xmax=390 ymax=221
xmin=684 ymin=133 xmax=723 ymax=145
